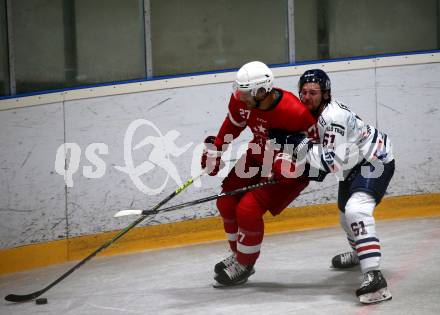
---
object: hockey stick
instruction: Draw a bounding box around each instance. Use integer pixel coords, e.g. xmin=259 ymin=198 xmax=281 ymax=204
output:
xmin=114 ymin=179 xmax=277 ymax=218
xmin=4 ymin=172 xmax=204 ymax=303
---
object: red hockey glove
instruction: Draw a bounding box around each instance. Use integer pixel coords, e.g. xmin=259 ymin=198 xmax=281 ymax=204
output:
xmin=271 ymin=152 xmax=297 ymax=183
xmin=201 ymin=136 xmax=227 ymax=176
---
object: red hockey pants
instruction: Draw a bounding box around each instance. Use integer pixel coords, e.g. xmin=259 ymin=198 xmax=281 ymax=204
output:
xmin=217 ymin=153 xmax=309 ymax=265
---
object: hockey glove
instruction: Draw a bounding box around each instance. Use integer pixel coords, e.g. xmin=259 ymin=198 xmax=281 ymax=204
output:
xmin=268 ymin=129 xmax=313 ymax=158
xmin=201 ymin=136 xmax=227 ymax=176
xmin=271 ymin=152 xmax=297 ymax=183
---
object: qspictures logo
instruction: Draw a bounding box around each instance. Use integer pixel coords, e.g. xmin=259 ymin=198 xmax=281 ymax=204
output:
xmin=54 ymin=119 xmax=386 ymax=195
xmin=54 ymin=119 xmax=194 ymax=195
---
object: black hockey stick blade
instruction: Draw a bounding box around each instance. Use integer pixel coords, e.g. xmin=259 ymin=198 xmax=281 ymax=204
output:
xmin=4 ymin=172 xmax=203 ymax=303
xmin=5 ymin=290 xmax=44 ymax=303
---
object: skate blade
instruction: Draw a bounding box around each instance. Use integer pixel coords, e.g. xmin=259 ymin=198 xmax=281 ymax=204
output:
xmin=359 ymin=287 xmax=392 ymax=304
xmin=212 ymin=278 xmax=249 ymax=288
xmin=330 ymin=263 xmax=360 ymax=270
xmin=212 ymin=268 xmax=255 ymax=288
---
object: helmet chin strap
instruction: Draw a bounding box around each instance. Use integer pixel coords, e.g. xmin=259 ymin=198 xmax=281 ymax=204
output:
xmin=254 ymin=90 xmax=277 ymax=109
xmin=252 ymin=91 xmax=265 ymax=108
xmin=254 ymin=97 xmax=261 ymax=108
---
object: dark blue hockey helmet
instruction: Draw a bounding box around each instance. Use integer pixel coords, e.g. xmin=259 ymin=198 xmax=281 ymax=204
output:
xmin=298 ymin=69 xmax=331 ymax=102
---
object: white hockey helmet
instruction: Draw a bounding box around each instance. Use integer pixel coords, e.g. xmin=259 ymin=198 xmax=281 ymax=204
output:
xmin=232 ymin=61 xmax=274 ymax=100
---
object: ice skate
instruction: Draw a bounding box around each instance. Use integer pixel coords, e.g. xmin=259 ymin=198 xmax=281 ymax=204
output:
xmin=331 ymin=251 xmax=360 ymax=269
xmin=356 ymin=270 xmax=392 ymax=304
xmin=214 ymin=252 xmax=237 ymax=274
xmin=213 ymin=256 xmax=255 ymax=288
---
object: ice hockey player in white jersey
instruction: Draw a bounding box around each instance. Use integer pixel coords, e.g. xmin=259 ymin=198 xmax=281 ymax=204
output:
xmin=269 ymin=69 xmax=395 ymax=304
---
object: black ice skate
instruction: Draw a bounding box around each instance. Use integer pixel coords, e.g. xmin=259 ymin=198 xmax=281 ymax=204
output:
xmin=213 ymin=256 xmax=255 ymax=288
xmin=214 ymin=253 xmax=237 ymax=274
xmin=356 ymin=270 xmax=392 ymax=304
xmin=331 ymin=251 xmax=360 ymax=269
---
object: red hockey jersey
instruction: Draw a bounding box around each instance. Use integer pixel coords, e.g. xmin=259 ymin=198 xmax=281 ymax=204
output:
xmin=215 ymin=88 xmax=316 ymax=162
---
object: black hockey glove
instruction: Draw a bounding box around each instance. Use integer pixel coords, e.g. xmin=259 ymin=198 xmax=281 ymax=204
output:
xmin=268 ymin=129 xmax=313 ymax=157
xmin=304 ymin=163 xmax=329 ymax=182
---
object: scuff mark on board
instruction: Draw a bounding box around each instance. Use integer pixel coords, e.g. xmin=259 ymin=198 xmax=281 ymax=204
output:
xmin=147 ymin=98 xmax=171 ymax=112
xmin=0 ymin=208 xmax=33 ymax=213
xmin=20 ymin=150 xmax=33 ymax=168
xmin=378 ymin=102 xmax=403 ymax=115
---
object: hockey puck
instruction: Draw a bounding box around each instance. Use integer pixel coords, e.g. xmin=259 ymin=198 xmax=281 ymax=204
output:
xmin=35 ymin=298 xmax=48 ymax=305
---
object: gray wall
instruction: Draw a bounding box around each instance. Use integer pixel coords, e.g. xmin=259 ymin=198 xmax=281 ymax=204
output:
xmin=294 ymin=0 xmax=439 ymax=61
xmin=327 ymin=0 xmax=438 ymax=57
xmin=150 ymin=0 xmax=289 ymax=76
xmin=1 ymin=61 xmax=440 ymax=249
xmin=13 ymin=0 xmax=66 ymax=84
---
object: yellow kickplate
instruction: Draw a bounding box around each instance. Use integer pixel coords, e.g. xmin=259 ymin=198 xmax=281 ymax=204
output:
xmin=1 ymin=193 xmax=439 ymax=275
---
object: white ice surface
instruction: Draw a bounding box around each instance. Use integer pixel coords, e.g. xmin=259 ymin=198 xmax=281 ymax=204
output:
xmin=1 ymin=217 xmax=439 ymax=315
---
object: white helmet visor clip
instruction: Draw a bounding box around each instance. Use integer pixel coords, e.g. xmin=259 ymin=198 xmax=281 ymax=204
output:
xmin=232 ymin=81 xmax=252 ymax=101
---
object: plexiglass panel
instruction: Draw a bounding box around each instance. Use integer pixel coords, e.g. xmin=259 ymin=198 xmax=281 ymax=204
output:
xmin=12 ymin=0 xmax=66 ymax=93
xmin=295 ymin=0 xmax=439 ymax=62
xmin=11 ymin=0 xmax=146 ymax=94
xmin=2 ymin=0 xmax=439 ymax=96
xmin=74 ymin=0 xmax=145 ymax=85
xmin=150 ymin=0 xmax=289 ymax=76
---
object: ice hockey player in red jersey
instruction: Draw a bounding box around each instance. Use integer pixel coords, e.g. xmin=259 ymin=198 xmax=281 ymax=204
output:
xmin=200 ymin=61 xmax=316 ymax=287
xmin=269 ymin=69 xmax=394 ymax=304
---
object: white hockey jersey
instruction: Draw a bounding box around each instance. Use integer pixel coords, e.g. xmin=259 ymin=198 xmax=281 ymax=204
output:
xmin=305 ymin=100 xmax=394 ymax=180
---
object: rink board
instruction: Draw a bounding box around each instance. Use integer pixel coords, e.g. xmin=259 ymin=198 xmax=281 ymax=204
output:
xmin=0 ymin=192 xmax=439 ymax=275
